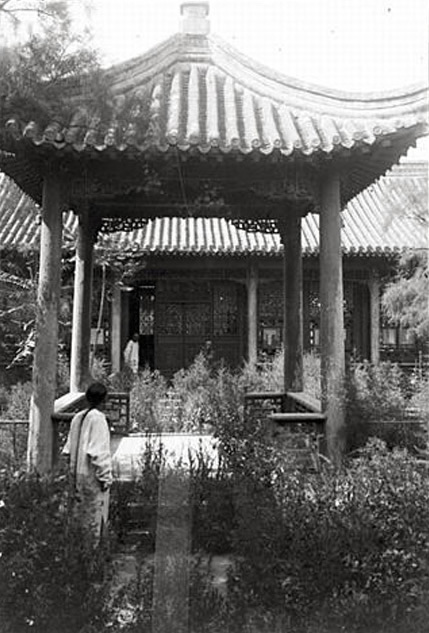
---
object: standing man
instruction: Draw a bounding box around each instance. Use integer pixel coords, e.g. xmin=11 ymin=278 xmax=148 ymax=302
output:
xmin=123 ymin=333 xmax=140 ymax=374
xmin=63 ymin=382 xmax=112 ymax=541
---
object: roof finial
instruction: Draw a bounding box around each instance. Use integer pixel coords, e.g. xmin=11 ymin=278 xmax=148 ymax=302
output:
xmin=180 ymin=2 xmax=210 ymax=35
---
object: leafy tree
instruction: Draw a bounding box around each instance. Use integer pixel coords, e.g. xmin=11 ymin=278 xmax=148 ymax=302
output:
xmin=0 ymin=0 xmax=103 ymax=133
xmin=382 ymin=250 xmax=429 ymax=341
xmin=380 ymin=170 xmax=428 ymax=341
xmin=0 ymin=0 xmax=69 ymax=33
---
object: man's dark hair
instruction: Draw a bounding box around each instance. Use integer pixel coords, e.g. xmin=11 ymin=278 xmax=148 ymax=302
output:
xmin=85 ymin=382 xmax=107 ymax=407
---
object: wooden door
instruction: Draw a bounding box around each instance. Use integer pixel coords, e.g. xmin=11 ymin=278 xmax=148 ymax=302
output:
xmin=155 ymin=280 xmax=244 ymax=376
xmin=156 ymin=293 xmax=211 ymax=376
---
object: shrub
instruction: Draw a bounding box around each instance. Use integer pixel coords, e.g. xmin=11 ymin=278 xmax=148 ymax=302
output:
xmin=0 ymin=381 xmax=32 ymax=421
xmin=188 ymin=446 xmax=236 ymax=555
xmin=108 ymin=366 xmax=136 ymax=392
xmin=240 ymin=349 xmax=284 ymax=392
xmin=110 ymin=440 xmax=235 ymax=557
xmin=169 ymin=351 xmax=240 ymax=432
xmin=0 ymin=470 xmax=112 ymax=633
xmin=109 ymin=440 xmax=165 ymax=552
xmin=120 ymin=350 xmax=245 ymax=434
xmin=348 ymin=360 xmax=406 ymax=421
xmin=346 ymin=361 xmax=425 ymax=451
xmin=239 ymin=348 xmax=321 ymax=399
xmin=223 ymin=440 xmax=429 ymax=633
xmin=129 ymin=369 xmax=168 ymax=432
xmin=103 ymin=555 xmax=226 ymax=633
xmin=408 ymin=372 xmax=429 ymax=416
xmin=107 ymin=348 xmax=322 ymax=435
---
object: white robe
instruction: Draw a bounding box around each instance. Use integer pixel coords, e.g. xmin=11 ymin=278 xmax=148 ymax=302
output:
xmin=123 ymin=339 xmax=139 ymax=373
xmin=63 ymin=408 xmax=112 ymax=538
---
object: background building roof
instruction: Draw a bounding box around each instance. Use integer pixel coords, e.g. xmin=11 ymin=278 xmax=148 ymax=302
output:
xmin=0 ymin=160 xmax=426 ymax=258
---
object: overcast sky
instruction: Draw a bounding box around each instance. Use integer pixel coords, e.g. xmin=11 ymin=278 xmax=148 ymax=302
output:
xmin=83 ymin=0 xmax=428 ymax=91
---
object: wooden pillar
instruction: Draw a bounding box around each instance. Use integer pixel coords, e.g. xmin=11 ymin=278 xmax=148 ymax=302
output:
xmin=279 ymin=215 xmax=303 ymax=393
xmin=319 ymin=170 xmax=346 ymax=466
xmin=302 ymin=278 xmax=311 ymax=351
xmin=69 ymin=211 xmax=96 ymax=392
xmin=111 ymin=283 xmax=122 ymax=373
xmin=121 ymin=291 xmax=130 ymax=358
xmin=27 ymin=172 xmax=63 ymax=474
xmin=246 ymin=262 xmax=259 ymax=365
xmin=368 ymin=274 xmax=381 ymax=364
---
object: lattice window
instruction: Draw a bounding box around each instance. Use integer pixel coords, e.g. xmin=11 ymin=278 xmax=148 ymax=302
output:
xmin=306 ymin=282 xmax=320 ymax=349
xmin=158 ymin=303 xmax=183 ymax=335
xmin=185 ymin=304 xmax=211 ymax=336
xmin=139 ymin=288 xmax=155 ymax=335
xmin=343 ymin=283 xmax=354 ymax=321
xmin=213 ymin=283 xmax=238 ymax=336
xmin=308 ymin=289 xmax=320 ymax=320
xmin=259 ymin=282 xmax=283 ymax=328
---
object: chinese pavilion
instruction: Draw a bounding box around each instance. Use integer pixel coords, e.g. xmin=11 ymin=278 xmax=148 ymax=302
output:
xmin=0 ymin=2 xmax=427 ymax=470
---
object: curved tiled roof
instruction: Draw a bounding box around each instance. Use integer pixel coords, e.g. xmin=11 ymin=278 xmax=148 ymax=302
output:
xmin=4 ymin=32 xmax=427 ymax=158
xmin=1 ymin=161 xmax=427 ymax=257
xmin=1 ymin=6 xmax=428 ymax=212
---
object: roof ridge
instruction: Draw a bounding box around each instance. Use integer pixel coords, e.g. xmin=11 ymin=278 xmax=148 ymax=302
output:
xmin=102 ymin=31 xmax=429 ymax=119
xmin=106 ymin=31 xmax=429 ymax=110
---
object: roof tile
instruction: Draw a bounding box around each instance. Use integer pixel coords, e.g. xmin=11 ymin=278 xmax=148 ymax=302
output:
xmin=2 ymin=34 xmax=426 ymax=161
xmin=0 ymin=161 xmax=427 ymax=257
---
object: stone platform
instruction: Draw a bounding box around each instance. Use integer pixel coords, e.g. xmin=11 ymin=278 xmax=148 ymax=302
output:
xmin=111 ymin=433 xmax=220 ymax=481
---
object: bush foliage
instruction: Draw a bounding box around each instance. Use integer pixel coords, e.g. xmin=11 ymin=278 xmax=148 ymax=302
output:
xmin=1 ymin=350 xmax=429 ymax=631
xmin=108 ymin=437 xmax=429 ymax=633
xmin=345 ymin=360 xmax=426 ymax=452
xmin=0 ymin=470 xmax=112 ymax=633
xmin=221 ymin=439 xmax=429 ymax=632
xmin=2 ymin=440 xmax=429 ymax=632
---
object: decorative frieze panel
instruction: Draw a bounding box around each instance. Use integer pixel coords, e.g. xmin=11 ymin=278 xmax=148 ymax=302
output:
xmin=101 ymin=217 xmax=149 ymax=233
xmin=231 ymin=218 xmax=279 ymax=233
